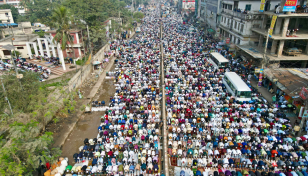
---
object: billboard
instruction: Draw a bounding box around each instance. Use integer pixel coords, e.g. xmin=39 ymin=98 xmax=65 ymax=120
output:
xmin=283 ymin=0 xmax=298 ymax=12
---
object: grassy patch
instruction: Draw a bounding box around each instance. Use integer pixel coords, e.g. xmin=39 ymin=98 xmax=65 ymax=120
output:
xmin=40 ymin=78 xmax=71 ymax=90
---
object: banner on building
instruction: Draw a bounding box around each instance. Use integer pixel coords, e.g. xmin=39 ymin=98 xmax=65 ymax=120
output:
xmin=226 ymin=38 xmax=230 ymax=44
xmin=259 ymin=0 xmax=266 ymax=12
xmin=299 ymin=87 xmax=308 ymax=100
xmin=269 ymin=15 xmax=277 ymax=37
xmin=283 ymin=0 xmax=298 ymax=12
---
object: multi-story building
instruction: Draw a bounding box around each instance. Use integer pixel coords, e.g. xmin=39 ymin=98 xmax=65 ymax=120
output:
xmin=200 ymin=0 xmax=206 ymax=22
xmin=178 ymin=0 xmax=195 ymax=14
xmin=0 ymin=9 xmax=14 ymax=23
xmin=5 ymin=0 xmax=25 ymax=15
xmin=45 ymin=30 xmax=85 ymax=59
xmin=0 ymin=0 xmax=6 ymax=5
xmin=195 ymin=0 xmax=199 ymax=17
xmin=205 ymin=0 xmax=222 ymax=34
xmin=236 ymin=0 xmax=308 ymax=68
xmin=219 ymin=0 xmax=279 ymax=45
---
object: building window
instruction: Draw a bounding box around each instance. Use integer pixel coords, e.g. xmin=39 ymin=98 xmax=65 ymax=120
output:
xmin=234 ymin=21 xmax=237 ymax=30
xmin=224 ymin=17 xmax=226 ymax=23
xmin=228 ymin=5 xmax=232 ymax=10
xmin=70 ymin=35 xmax=75 ymax=42
xmin=238 ymin=23 xmax=241 ymax=30
xmin=3 ymin=50 xmax=10 ymax=55
xmin=245 ymin=4 xmax=251 ymax=11
xmin=237 ymin=39 xmax=240 ymax=44
xmin=17 ymin=47 xmax=24 ymax=49
xmin=227 ymin=19 xmax=230 ymax=25
xmin=240 ymin=24 xmax=244 ymax=32
xmin=221 ymin=16 xmax=224 ymax=22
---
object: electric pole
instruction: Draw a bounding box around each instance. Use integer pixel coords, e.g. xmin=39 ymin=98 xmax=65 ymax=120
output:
xmin=262 ymin=28 xmax=270 ymax=69
xmin=259 ymin=28 xmax=270 ymax=87
xmin=1 ymin=77 xmax=13 ymax=115
xmin=87 ymin=25 xmax=91 ymax=54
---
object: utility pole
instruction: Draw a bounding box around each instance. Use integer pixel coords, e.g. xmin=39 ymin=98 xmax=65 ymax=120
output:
xmin=1 ymin=77 xmax=13 ymax=115
xmin=262 ymin=28 xmax=270 ymax=69
xmin=86 ymin=25 xmax=91 ymax=53
xmin=132 ymin=0 xmax=134 ymax=12
xmin=259 ymin=28 xmax=270 ymax=87
xmin=6 ymin=17 xmax=20 ymax=78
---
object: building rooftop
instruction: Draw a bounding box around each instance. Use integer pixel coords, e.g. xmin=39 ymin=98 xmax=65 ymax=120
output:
xmin=46 ymin=30 xmax=81 ymax=33
xmin=264 ymin=68 xmax=308 ymax=97
xmin=252 ymin=28 xmax=308 ymax=40
xmin=237 ymin=45 xmax=308 ymax=61
xmin=0 ymin=34 xmax=39 ymax=43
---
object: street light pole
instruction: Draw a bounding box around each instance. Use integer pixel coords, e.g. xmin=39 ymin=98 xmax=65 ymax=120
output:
xmin=1 ymin=77 xmax=13 ymax=115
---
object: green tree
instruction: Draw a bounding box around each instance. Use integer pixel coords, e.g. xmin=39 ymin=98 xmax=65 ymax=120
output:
xmin=33 ymin=29 xmax=46 ymax=38
xmin=0 ymin=4 xmax=19 ymax=22
xmin=11 ymin=50 xmax=21 ymax=57
xmin=51 ymin=6 xmax=76 ymax=59
xmin=63 ymin=0 xmax=132 ymax=53
xmin=133 ymin=11 xmax=144 ymax=19
xmin=0 ymin=72 xmax=43 ymax=114
xmin=0 ymin=121 xmax=61 ymax=175
xmin=20 ymin=0 xmax=60 ymax=24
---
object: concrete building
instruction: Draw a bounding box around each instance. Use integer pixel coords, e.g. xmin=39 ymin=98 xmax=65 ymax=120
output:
xmin=205 ymin=0 xmax=222 ymax=34
xmin=45 ymin=30 xmax=84 ymax=60
xmin=195 ymin=0 xmax=200 ymax=17
xmin=5 ymin=0 xmax=25 ymax=15
xmin=178 ymin=0 xmax=195 ymax=14
xmin=0 ymin=34 xmax=38 ymax=59
xmin=219 ymin=0 xmax=280 ymax=45
xmin=237 ymin=0 xmax=308 ymax=68
xmin=200 ymin=0 xmax=206 ymax=22
xmin=0 ymin=0 xmax=6 ymax=5
xmin=0 ymin=9 xmax=14 ymax=23
xmin=1 ymin=22 xmax=50 ymax=37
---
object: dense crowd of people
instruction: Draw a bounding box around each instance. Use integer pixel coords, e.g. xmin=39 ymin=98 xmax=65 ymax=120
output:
xmin=40 ymin=3 xmax=308 ymax=176
xmin=162 ymin=8 xmax=308 ymax=176
xmin=59 ymin=7 xmax=164 ymax=176
xmin=0 ymin=57 xmax=51 ymax=79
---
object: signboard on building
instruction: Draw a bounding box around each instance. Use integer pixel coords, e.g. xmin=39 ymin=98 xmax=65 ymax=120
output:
xmin=283 ymin=0 xmax=298 ymax=12
xmin=226 ymin=38 xmax=230 ymax=44
xmin=269 ymin=15 xmax=277 ymax=37
xmin=259 ymin=0 xmax=266 ymax=12
xmin=299 ymin=87 xmax=308 ymax=100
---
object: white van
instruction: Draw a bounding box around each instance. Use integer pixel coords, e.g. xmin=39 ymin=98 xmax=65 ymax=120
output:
xmin=136 ymin=27 xmax=141 ymax=33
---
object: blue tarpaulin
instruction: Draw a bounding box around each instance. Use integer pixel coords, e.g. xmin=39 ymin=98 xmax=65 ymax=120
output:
xmin=0 ymin=23 xmax=18 ymax=27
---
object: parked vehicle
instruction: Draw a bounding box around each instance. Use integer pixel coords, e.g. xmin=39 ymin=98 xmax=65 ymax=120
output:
xmin=283 ymin=47 xmax=302 ymax=56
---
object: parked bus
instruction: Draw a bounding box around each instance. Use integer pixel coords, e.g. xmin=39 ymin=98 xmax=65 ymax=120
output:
xmin=209 ymin=52 xmax=229 ymax=69
xmin=223 ymin=72 xmax=252 ymax=101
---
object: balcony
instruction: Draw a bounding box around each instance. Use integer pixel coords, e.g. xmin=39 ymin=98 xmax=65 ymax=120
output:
xmin=221 ymin=9 xmax=261 ymax=20
xmin=252 ymin=28 xmax=308 ymax=40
